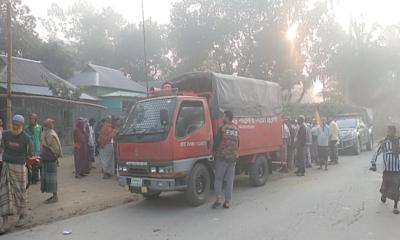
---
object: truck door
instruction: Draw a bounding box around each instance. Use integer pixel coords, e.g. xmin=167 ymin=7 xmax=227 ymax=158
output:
xmin=173 ymin=100 xmax=212 ymax=160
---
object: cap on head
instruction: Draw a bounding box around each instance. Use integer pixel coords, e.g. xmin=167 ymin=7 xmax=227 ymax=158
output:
xmin=13 ymin=114 xmax=25 ymax=125
xmin=44 ymin=118 xmax=55 ymax=128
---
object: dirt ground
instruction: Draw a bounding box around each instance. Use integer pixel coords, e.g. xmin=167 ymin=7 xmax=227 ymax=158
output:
xmin=3 ymin=153 xmax=292 ymax=234
xmin=4 ymin=154 xmax=140 ymax=232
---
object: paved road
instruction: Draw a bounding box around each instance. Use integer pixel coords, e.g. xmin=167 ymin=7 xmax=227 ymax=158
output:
xmin=4 ymin=151 xmax=399 ymax=240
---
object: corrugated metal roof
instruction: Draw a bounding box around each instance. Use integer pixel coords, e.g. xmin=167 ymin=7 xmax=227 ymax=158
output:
xmin=0 ymin=83 xmax=98 ymax=101
xmin=101 ymin=91 xmax=146 ymax=98
xmin=0 ymin=55 xmax=98 ymax=101
xmin=68 ymin=63 xmax=146 ymax=93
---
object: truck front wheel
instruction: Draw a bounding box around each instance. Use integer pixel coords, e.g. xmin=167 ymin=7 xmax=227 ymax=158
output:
xmin=249 ymin=155 xmax=269 ymax=187
xmin=185 ymin=163 xmax=211 ymax=206
xmin=142 ymin=191 xmax=161 ymax=199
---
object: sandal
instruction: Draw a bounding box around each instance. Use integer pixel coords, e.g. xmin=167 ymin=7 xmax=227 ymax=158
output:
xmin=45 ymin=196 xmax=58 ymax=204
xmin=16 ymin=215 xmax=27 ymax=228
xmin=393 ymin=208 xmax=400 ymax=215
xmin=223 ymin=202 xmax=230 ymax=209
xmin=212 ymin=201 xmax=222 ymax=209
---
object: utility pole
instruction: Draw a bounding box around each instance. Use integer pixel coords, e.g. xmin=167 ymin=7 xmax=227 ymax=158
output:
xmin=141 ymin=0 xmax=149 ymax=96
xmin=6 ymin=0 xmax=13 ymax=129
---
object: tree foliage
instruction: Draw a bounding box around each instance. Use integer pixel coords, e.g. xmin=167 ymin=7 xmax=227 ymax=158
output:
xmin=2 ymin=0 xmax=400 ymax=109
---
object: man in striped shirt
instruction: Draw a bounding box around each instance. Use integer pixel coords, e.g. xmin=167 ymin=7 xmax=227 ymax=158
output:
xmin=370 ymin=125 xmax=400 ymax=214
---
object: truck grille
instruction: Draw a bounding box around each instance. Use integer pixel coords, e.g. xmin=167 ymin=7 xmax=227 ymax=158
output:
xmin=128 ymin=167 xmax=148 ymax=175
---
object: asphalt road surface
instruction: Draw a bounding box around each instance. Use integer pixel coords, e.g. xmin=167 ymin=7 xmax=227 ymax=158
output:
xmin=4 ymin=151 xmax=399 ymax=240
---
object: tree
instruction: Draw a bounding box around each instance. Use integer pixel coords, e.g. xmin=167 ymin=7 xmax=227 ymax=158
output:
xmin=0 ymin=0 xmax=41 ymax=57
xmin=329 ymin=20 xmax=390 ymax=106
xmin=168 ymin=0 xmax=334 ymax=103
xmin=33 ymin=40 xmax=76 ymax=79
xmin=115 ymin=20 xmax=172 ymax=81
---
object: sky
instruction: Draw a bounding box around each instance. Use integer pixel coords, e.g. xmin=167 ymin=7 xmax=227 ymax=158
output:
xmin=22 ymin=0 xmax=400 ymax=39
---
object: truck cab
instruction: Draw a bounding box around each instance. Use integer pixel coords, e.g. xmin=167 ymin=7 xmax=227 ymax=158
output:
xmin=117 ymin=95 xmax=214 ymax=205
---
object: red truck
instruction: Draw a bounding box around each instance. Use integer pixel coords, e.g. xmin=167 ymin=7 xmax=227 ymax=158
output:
xmin=117 ymin=72 xmax=284 ymax=206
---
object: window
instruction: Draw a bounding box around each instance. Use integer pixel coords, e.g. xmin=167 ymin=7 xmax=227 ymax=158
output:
xmin=176 ymin=101 xmax=205 ymax=138
xmin=122 ymin=98 xmax=176 ymax=135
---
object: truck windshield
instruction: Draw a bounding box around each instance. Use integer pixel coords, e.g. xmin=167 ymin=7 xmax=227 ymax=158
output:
xmin=121 ymin=98 xmax=176 ymax=135
xmin=337 ymin=119 xmax=357 ymax=129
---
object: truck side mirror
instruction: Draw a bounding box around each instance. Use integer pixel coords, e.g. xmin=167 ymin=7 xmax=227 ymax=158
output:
xmin=160 ymin=109 xmax=169 ymax=126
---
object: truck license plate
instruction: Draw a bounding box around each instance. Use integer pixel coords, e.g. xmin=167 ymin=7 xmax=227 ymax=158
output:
xmin=131 ymin=178 xmax=143 ymax=187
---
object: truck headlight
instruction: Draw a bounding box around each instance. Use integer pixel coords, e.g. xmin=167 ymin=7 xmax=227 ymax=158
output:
xmin=118 ymin=166 xmax=127 ymax=172
xmin=150 ymin=167 xmax=157 ymax=173
xmin=158 ymin=166 xmax=173 ymax=174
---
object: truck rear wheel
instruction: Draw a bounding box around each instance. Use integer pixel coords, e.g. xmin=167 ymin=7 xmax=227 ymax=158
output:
xmin=249 ymin=155 xmax=269 ymax=187
xmin=185 ymin=163 xmax=211 ymax=206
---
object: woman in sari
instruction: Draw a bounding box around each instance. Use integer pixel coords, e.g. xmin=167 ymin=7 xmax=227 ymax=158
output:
xmin=41 ymin=118 xmax=62 ymax=203
xmin=73 ymin=118 xmax=89 ymax=178
xmin=0 ymin=115 xmax=32 ymax=233
xmin=98 ymin=117 xmax=115 ymax=179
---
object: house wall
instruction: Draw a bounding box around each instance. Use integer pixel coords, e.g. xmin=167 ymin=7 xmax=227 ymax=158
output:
xmin=81 ymin=86 xmax=115 ymax=98
xmin=0 ymin=97 xmax=105 ymax=146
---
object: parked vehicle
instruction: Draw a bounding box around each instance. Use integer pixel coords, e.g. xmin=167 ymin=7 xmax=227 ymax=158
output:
xmin=116 ymin=72 xmax=284 ymax=206
xmin=336 ymin=113 xmax=373 ymax=155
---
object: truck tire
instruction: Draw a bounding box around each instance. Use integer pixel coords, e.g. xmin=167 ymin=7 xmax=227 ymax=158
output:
xmin=366 ymin=135 xmax=373 ymax=151
xmin=249 ymin=155 xmax=269 ymax=187
xmin=142 ymin=192 xmax=161 ymax=199
xmin=352 ymin=139 xmax=361 ymax=155
xmin=185 ymin=163 xmax=211 ymax=206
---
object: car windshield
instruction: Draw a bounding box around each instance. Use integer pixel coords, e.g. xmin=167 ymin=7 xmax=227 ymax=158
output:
xmin=337 ymin=119 xmax=357 ymax=129
xmin=121 ymin=98 xmax=176 ymax=135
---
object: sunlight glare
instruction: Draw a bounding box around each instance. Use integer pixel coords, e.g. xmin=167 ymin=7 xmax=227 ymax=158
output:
xmin=286 ymin=23 xmax=298 ymax=41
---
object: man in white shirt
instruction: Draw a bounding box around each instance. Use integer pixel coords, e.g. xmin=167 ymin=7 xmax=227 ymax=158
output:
xmin=88 ymin=118 xmax=96 ymax=169
xmin=329 ymin=117 xmax=339 ymax=164
xmin=317 ymin=118 xmax=330 ymax=170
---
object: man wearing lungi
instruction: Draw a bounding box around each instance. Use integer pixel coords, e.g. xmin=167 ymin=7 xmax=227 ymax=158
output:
xmin=370 ymin=125 xmax=400 ymax=214
xmin=0 ymin=115 xmax=32 ymax=233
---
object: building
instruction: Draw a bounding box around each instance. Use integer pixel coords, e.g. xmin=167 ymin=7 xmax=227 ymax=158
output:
xmin=68 ymin=63 xmax=147 ymax=115
xmin=0 ymin=55 xmax=105 ymax=145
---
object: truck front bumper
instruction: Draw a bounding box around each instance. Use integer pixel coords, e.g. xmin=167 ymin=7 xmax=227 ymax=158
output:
xmin=118 ymin=176 xmax=183 ymax=192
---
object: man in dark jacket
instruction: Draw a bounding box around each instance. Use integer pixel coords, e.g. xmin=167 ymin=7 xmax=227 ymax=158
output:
xmin=295 ymin=116 xmax=307 ymax=176
xmin=212 ymin=110 xmax=240 ymax=209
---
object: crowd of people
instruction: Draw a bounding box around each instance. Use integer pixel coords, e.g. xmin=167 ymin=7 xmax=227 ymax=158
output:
xmin=0 ymin=108 xmax=399 ymax=233
xmin=0 ymin=113 xmax=122 ymax=233
xmin=283 ymin=115 xmax=339 ymax=176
